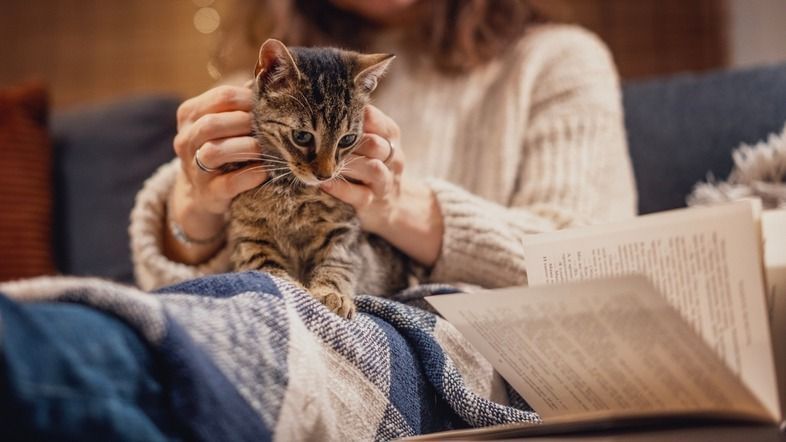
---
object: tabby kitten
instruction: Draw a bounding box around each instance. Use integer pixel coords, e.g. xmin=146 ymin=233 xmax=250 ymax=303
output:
xmin=229 ymin=39 xmax=412 ymax=319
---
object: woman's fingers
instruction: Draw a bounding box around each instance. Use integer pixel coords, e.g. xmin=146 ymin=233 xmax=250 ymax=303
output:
xmin=206 ymin=165 xmax=269 ymax=201
xmin=354 ymin=134 xmax=389 ymax=161
xmin=341 ymin=155 xmax=393 ymax=198
xmin=171 ymin=85 xmax=267 ymax=218
xmin=320 ymin=105 xmax=407 ymax=236
xmin=173 ymin=110 xmax=254 ymax=176
xmin=176 ymin=85 xmax=254 ymax=128
xmin=321 ymin=180 xmax=374 ymax=209
xmin=363 ymin=105 xmax=399 ymax=140
xmin=353 ymin=133 xmax=404 ymax=174
xmin=179 ymin=111 xmax=254 ymax=158
xmin=193 ymin=136 xmax=263 ymax=170
xmin=360 ymin=105 xmax=404 ymax=174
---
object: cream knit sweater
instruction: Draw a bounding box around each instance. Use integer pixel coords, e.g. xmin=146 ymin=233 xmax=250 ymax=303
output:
xmin=130 ymin=24 xmax=637 ymax=291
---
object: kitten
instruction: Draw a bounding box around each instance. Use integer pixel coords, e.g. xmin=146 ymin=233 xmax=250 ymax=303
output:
xmin=228 ymin=39 xmax=412 ymax=319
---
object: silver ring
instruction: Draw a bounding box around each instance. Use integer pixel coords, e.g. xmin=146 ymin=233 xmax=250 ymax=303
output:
xmin=194 ymin=147 xmax=220 ymax=173
xmin=383 ymin=138 xmax=395 ymax=164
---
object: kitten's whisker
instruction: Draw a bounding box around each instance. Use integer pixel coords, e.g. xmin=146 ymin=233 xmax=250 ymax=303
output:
xmin=235 ymin=166 xmax=290 ymax=178
xmin=222 ymin=158 xmax=281 ymax=164
xmin=258 ymin=160 xmax=289 ymax=165
xmin=339 ymin=157 xmax=362 ymax=173
xmin=219 ymin=151 xmax=287 ymax=159
xmin=262 ymin=172 xmax=293 ymax=196
xmin=355 ymin=137 xmax=371 ymax=149
xmin=222 ymin=153 xmax=280 ymax=159
xmin=258 ymin=153 xmax=287 ymax=159
xmin=221 ymin=154 xmax=288 ymax=164
xmin=262 ymin=171 xmax=292 ymax=188
xmin=285 ymin=174 xmax=297 ymax=191
xmin=235 ymin=162 xmax=289 ymax=169
xmin=234 ymin=160 xmax=289 ymax=166
xmin=253 ymin=170 xmax=292 ymax=199
xmin=222 ymin=151 xmax=266 ymax=156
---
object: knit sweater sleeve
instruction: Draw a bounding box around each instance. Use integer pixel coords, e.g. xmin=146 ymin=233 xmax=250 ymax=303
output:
xmin=130 ymin=159 xmax=232 ymax=291
xmin=426 ymin=28 xmax=637 ymax=288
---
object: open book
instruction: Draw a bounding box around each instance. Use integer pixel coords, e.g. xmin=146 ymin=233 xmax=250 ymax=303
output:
xmin=422 ymin=200 xmax=786 ymax=439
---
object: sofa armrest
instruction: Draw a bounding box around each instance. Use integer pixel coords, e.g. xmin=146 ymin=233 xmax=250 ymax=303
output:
xmin=623 ymin=62 xmax=786 ymax=214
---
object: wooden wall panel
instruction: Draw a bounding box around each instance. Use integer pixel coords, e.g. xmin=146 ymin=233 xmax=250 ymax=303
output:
xmin=538 ymin=0 xmax=728 ymax=79
xmin=0 ymin=1 xmax=728 ymax=109
xmin=0 ymin=0 xmax=217 ymax=109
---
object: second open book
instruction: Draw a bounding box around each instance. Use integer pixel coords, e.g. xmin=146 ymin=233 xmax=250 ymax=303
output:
xmin=423 ymin=200 xmax=786 ymax=438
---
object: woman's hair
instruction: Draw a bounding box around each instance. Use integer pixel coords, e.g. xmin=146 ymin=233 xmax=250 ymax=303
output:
xmin=215 ymin=0 xmax=545 ymax=76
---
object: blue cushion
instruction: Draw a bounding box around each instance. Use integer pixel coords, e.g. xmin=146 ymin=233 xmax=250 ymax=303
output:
xmin=51 ymin=96 xmax=179 ymax=282
xmin=623 ymin=63 xmax=786 ymax=214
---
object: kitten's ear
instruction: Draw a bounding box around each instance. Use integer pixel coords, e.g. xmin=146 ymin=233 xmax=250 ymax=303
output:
xmin=255 ymin=38 xmax=302 ymax=90
xmin=353 ymin=53 xmax=395 ymax=94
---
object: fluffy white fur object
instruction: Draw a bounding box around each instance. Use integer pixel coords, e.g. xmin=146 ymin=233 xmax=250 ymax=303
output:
xmin=688 ymin=122 xmax=786 ymax=209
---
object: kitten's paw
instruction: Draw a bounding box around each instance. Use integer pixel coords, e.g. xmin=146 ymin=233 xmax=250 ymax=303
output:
xmin=310 ymin=287 xmax=357 ymax=319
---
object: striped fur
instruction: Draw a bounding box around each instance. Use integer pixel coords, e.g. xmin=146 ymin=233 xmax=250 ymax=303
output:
xmin=229 ymin=40 xmax=410 ymax=319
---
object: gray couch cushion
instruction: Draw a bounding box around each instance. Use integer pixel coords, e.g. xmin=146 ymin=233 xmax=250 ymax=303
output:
xmin=623 ymin=62 xmax=786 ymax=214
xmin=52 ymin=95 xmax=179 ymax=282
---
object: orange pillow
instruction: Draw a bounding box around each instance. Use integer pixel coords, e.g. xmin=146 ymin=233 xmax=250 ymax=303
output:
xmin=0 ymin=82 xmax=56 ymax=281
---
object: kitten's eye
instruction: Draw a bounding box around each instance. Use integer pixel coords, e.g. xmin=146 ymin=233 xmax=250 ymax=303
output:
xmin=291 ymin=130 xmax=314 ymax=147
xmin=338 ymin=134 xmax=357 ymax=148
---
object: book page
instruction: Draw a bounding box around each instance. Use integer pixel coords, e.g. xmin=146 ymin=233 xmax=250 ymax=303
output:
xmin=762 ymin=209 xmax=786 ymax=425
xmin=522 ymin=200 xmax=780 ymax=420
xmin=426 ymin=276 xmax=767 ymax=423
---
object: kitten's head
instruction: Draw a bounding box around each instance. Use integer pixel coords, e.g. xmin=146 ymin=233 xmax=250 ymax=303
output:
xmin=251 ymin=39 xmax=394 ymax=186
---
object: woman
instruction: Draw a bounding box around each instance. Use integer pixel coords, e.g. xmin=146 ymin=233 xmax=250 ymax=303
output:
xmin=1 ymin=1 xmax=637 ymax=438
xmin=131 ymin=0 xmax=637 ymax=291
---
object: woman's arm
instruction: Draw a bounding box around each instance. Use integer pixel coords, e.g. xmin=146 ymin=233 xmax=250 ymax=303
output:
xmin=325 ymin=29 xmax=636 ymax=288
xmin=131 ymin=85 xmax=268 ymax=291
xmin=131 ymin=159 xmax=234 ymax=291
xmin=425 ymin=30 xmax=637 ymax=287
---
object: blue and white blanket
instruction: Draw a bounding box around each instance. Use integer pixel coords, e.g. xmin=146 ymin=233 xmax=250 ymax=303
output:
xmin=0 ymin=271 xmax=540 ymax=441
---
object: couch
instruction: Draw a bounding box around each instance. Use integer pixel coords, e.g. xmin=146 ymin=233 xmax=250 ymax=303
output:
xmin=49 ymin=63 xmax=786 ymax=285
xmin=0 ymin=62 xmax=778 ymax=441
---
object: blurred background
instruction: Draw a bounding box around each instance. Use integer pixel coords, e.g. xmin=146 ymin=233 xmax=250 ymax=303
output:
xmin=1 ymin=0 xmax=785 ymax=109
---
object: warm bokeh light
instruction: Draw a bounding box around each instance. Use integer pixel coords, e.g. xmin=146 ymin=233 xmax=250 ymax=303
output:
xmin=193 ymin=7 xmax=220 ymax=34
xmin=206 ymin=59 xmax=222 ymax=80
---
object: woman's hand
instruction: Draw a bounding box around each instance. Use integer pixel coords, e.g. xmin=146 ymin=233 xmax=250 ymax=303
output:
xmin=166 ymin=85 xmax=268 ymax=264
xmin=320 ymin=105 xmax=444 ymax=266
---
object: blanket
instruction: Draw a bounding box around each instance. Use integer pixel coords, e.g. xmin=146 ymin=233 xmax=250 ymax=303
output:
xmin=688 ymin=122 xmax=786 ymax=208
xmin=0 ymin=271 xmax=539 ymax=441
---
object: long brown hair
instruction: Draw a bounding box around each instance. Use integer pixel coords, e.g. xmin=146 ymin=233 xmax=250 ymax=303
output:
xmin=215 ymin=0 xmax=545 ymax=76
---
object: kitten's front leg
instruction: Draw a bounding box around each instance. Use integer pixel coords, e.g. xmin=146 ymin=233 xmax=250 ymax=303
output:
xmin=308 ymin=254 xmax=358 ymax=319
xmin=232 ymin=236 xmax=305 ymax=290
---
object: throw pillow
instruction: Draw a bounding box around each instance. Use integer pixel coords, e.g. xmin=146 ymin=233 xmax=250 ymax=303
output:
xmin=0 ymin=82 xmax=56 ymax=281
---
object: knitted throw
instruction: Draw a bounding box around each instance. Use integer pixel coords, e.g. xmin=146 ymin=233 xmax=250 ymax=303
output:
xmin=0 ymin=272 xmax=539 ymax=441
xmin=689 ymin=123 xmax=786 ymax=209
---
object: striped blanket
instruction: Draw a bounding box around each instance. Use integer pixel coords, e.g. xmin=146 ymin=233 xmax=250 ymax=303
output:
xmin=0 ymin=271 xmax=539 ymax=440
